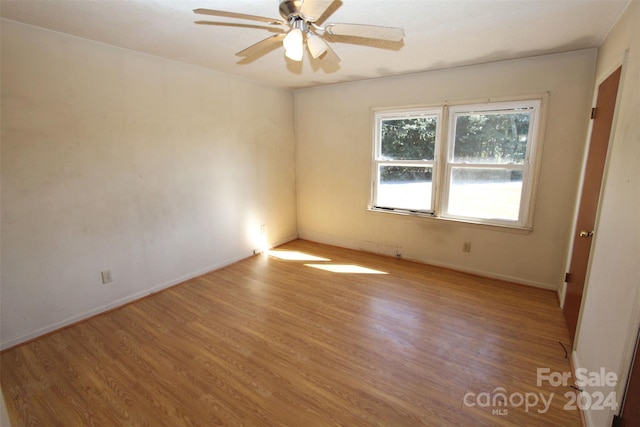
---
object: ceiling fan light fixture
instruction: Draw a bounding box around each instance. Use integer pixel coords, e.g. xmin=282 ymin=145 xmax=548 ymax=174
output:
xmin=194 ymin=2 xmax=405 ymax=65
xmin=306 ymin=32 xmax=328 ymax=59
xmin=283 ymin=27 xmax=304 ymax=61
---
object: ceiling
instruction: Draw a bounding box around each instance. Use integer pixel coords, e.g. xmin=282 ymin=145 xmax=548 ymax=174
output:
xmin=0 ymin=0 xmax=631 ymax=89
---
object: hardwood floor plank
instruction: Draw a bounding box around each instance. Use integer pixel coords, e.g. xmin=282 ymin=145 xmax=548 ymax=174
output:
xmin=2 ymin=239 xmax=581 ymax=426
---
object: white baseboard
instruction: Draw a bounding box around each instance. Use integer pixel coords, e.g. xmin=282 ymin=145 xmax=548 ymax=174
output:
xmin=1 ymin=233 xmax=300 ymax=351
xmin=298 ymin=230 xmax=556 ymax=291
xmin=1 ymin=249 xmax=261 ymax=351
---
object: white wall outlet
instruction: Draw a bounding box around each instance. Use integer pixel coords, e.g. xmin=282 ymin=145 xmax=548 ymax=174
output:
xmin=101 ymin=270 xmax=113 ymax=284
xmin=260 ymin=224 xmax=266 ymax=234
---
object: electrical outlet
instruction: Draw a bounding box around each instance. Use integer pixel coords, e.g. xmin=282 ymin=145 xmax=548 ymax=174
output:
xmin=463 ymin=242 xmax=471 ymax=253
xmin=260 ymin=224 xmax=266 ymax=234
xmin=101 ymin=270 xmax=113 ymax=284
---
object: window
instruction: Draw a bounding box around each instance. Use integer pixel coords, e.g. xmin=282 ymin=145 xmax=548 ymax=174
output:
xmin=372 ymin=109 xmax=441 ymax=213
xmin=371 ymin=99 xmax=543 ymax=228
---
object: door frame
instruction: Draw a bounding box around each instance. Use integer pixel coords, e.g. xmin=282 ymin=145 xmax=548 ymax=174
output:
xmin=561 ymin=52 xmax=640 ymax=424
xmin=613 ymin=39 xmax=640 ymax=417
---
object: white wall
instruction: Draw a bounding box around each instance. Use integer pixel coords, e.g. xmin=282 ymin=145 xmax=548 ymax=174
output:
xmin=572 ymin=2 xmax=640 ymax=426
xmin=0 ymin=20 xmax=297 ymax=349
xmin=294 ymin=50 xmax=596 ymax=289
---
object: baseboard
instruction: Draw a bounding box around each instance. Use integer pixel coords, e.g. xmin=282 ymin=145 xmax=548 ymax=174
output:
xmin=0 ymin=249 xmax=263 ymax=351
xmin=1 ymin=232 xmax=300 ymax=352
xmin=297 ymin=230 xmax=557 ymax=291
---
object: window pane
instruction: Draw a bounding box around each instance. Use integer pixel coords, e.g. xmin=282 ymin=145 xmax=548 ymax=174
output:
xmin=448 ymin=168 xmax=522 ymax=220
xmin=453 ymin=112 xmax=530 ymax=164
xmin=380 ymin=117 xmax=437 ymax=160
xmin=377 ymin=166 xmax=432 ymax=211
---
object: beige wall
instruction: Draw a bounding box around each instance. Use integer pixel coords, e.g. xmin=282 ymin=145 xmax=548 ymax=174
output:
xmin=0 ymin=20 xmax=297 ymax=349
xmin=294 ymin=50 xmax=596 ymax=289
xmin=573 ymin=2 xmax=640 ymax=426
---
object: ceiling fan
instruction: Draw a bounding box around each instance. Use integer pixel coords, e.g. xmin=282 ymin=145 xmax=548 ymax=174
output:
xmin=194 ymin=0 xmax=405 ymax=63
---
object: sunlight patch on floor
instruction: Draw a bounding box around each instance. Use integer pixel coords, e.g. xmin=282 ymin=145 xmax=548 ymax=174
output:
xmin=268 ymin=250 xmax=331 ymax=262
xmin=304 ymin=264 xmax=388 ymax=274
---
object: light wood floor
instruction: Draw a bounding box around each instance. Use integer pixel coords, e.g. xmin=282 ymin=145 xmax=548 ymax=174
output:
xmin=2 ymin=240 xmax=581 ymax=426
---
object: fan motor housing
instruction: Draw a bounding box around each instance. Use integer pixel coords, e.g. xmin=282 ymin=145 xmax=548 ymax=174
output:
xmin=279 ymin=0 xmax=303 ymax=20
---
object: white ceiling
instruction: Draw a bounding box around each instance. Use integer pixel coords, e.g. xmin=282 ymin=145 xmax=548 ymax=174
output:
xmin=0 ymin=0 xmax=631 ymax=89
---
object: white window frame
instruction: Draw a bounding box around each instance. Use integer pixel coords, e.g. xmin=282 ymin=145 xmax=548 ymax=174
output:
xmin=371 ymin=108 xmax=442 ymax=214
xmin=441 ymin=100 xmax=542 ymax=227
xmin=369 ymin=97 xmax=545 ymax=230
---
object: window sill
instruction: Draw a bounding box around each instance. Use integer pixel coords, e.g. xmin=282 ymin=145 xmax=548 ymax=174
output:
xmin=367 ymin=207 xmax=533 ymax=235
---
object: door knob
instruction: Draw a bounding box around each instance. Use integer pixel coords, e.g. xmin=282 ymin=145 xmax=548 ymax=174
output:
xmin=579 ymin=230 xmax=594 ymax=238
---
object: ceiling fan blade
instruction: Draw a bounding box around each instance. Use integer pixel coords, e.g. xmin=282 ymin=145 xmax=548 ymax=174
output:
xmin=235 ymin=34 xmax=286 ymax=57
xmin=324 ymin=23 xmax=404 ymax=41
xmin=321 ymin=41 xmax=341 ymax=63
xmin=195 ymin=21 xmax=285 ymax=33
xmin=193 ymin=8 xmax=286 ymax=26
xmin=300 ymin=0 xmax=336 ymax=22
